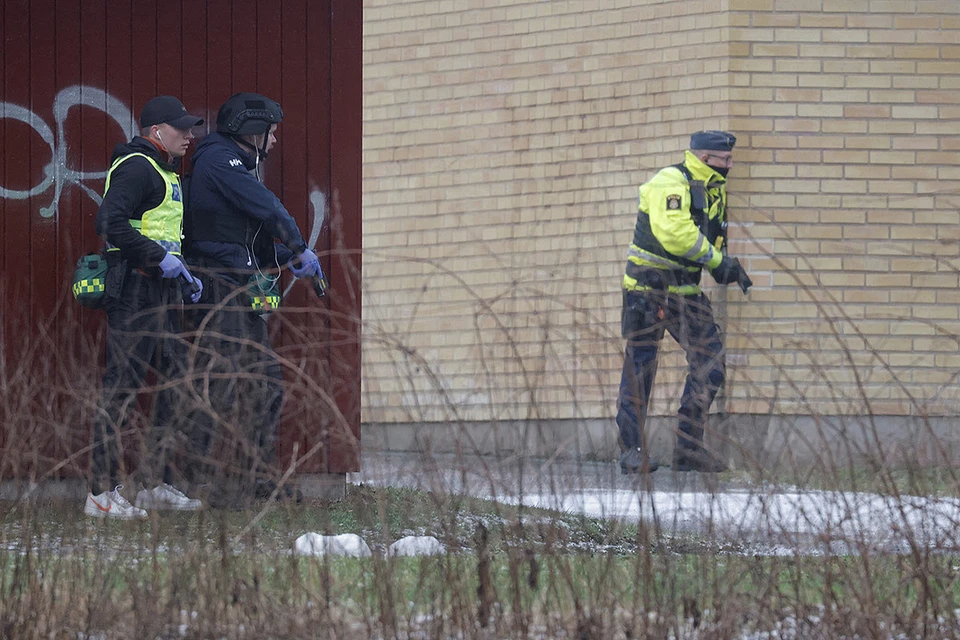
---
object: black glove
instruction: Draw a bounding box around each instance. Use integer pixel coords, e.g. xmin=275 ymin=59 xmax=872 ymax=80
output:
xmin=711 ymin=256 xmax=753 ymax=293
xmin=736 ymin=269 xmax=753 ymax=294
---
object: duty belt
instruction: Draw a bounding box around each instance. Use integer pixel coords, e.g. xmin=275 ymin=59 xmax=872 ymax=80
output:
xmin=624 ymin=261 xmax=700 ymax=290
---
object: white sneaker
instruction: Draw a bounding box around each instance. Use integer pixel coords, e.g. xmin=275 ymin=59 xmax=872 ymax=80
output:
xmin=135 ymin=483 xmax=203 ymax=511
xmin=84 ymin=485 xmax=148 ymax=520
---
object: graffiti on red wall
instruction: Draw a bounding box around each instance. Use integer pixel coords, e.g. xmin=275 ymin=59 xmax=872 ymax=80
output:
xmin=0 ymin=85 xmax=136 ymax=218
xmin=1 ymin=85 xmax=327 ymax=250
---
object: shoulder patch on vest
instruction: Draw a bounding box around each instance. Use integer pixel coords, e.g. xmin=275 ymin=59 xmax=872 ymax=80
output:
xmin=666 ymin=194 xmax=682 ymax=210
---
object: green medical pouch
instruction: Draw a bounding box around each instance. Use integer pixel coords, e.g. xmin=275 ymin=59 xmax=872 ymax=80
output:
xmin=248 ymin=273 xmax=280 ymax=315
xmin=72 ymin=253 xmax=108 ymax=309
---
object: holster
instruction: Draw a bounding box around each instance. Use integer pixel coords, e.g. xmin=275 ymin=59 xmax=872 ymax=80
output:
xmin=104 ymin=254 xmax=128 ymax=300
xmin=621 ymin=290 xmax=665 ymax=342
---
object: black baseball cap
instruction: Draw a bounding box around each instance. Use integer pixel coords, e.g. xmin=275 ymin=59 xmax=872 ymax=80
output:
xmin=139 ymin=95 xmax=204 ymax=129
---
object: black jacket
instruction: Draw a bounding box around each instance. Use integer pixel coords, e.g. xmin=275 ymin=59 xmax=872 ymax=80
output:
xmin=94 ymin=137 xmax=179 ymax=268
xmin=185 ymin=132 xmax=306 ymax=279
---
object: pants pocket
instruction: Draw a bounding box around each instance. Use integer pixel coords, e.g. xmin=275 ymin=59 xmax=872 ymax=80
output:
xmin=104 ymin=259 xmax=128 ymax=300
xmin=621 ymin=292 xmax=665 ymax=341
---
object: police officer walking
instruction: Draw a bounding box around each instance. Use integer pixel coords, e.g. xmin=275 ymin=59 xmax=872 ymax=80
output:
xmin=86 ymin=96 xmax=205 ymax=518
xmin=617 ymin=130 xmax=752 ymax=474
xmin=185 ymin=92 xmax=322 ymax=506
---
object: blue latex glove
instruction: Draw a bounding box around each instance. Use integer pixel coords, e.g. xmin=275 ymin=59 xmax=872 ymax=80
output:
xmin=158 ymin=252 xmax=188 ymax=279
xmin=289 ymin=249 xmax=320 ymax=278
xmin=188 ymin=276 xmax=203 ymax=304
xmin=176 ymin=266 xmax=203 ymax=304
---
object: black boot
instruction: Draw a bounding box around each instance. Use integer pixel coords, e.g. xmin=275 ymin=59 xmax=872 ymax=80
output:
xmin=204 ymin=481 xmax=249 ymax=510
xmin=673 ymin=411 xmax=726 ymax=472
xmin=255 ymin=479 xmax=303 ymax=503
xmin=673 ymin=447 xmax=727 ymax=473
xmin=619 ymin=448 xmax=660 ymax=474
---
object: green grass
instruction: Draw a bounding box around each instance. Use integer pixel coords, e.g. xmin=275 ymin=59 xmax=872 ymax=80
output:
xmin=3 ymin=483 xmax=960 ymax=637
xmin=3 ymin=540 xmax=960 ymax=638
xmin=1 ymin=484 xmax=644 ymax=558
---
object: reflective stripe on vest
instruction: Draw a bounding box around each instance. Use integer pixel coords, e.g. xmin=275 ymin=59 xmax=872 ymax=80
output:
xmin=104 ymin=152 xmax=184 ymax=255
xmin=622 ymin=279 xmax=701 ymax=296
xmin=623 ymin=245 xmax=703 ymax=295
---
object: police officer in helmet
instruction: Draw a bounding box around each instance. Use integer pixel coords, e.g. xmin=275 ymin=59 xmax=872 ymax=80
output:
xmin=185 ymin=92 xmax=322 ymax=506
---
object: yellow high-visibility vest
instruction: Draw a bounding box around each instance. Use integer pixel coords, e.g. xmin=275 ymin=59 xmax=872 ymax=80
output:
xmin=104 ymin=152 xmax=184 ymax=255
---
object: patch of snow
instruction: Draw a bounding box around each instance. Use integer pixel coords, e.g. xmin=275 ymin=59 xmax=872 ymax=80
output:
xmin=294 ymin=533 xmax=372 ymax=557
xmin=504 ymin=488 xmax=960 ymax=553
xmin=388 ymin=535 xmax=446 ymax=556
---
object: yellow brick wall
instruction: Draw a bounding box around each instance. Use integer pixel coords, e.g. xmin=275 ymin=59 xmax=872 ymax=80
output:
xmin=362 ymin=0 xmax=960 ymax=424
xmin=727 ymin=0 xmax=960 ymax=416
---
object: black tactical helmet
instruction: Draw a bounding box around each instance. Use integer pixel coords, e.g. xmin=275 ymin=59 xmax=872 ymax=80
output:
xmin=216 ymin=92 xmax=284 ymax=136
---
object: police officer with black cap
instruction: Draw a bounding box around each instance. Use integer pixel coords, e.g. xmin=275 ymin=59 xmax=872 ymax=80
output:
xmin=184 ymin=92 xmax=322 ymax=506
xmin=617 ymin=130 xmax=753 ymax=475
xmin=86 ymin=95 xmax=206 ymax=519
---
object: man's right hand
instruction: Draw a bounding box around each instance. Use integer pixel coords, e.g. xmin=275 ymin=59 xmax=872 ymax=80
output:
xmin=158 ymin=252 xmax=189 ymax=280
xmin=711 ymin=256 xmax=752 ymax=293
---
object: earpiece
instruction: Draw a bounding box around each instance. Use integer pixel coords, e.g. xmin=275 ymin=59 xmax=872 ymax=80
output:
xmin=156 ymin=129 xmax=164 ymax=144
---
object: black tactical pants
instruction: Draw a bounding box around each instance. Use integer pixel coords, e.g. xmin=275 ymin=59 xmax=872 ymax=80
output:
xmin=185 ymin=272 xmax=284 ymax=503
xmin=616 ymin=290 xmax=726 ymax=456
xmin=91 ymin=268 xmax=185 ymax=495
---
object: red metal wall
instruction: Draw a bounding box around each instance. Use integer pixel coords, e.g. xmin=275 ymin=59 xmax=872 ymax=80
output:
xmin=0 ymin=0 xmax=361 ymax=475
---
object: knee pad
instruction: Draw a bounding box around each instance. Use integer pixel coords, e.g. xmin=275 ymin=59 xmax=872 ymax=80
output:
xmin=707 ymin=366 xmax=725 ymax=391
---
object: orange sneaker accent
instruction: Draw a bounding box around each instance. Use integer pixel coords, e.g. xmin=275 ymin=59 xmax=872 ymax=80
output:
xmin=89 ymin=498 xmax=112 ymax=513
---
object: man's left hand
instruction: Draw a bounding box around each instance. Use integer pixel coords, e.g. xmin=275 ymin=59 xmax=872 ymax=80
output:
xmin=712 ymin=256 xmax=752 ymax=293
xmin=189 ymin=277 xmax=203 ymax=303
xmin=736 ymin=269 xmax=753 ymax=294
xmin=179 ymin=270 xmax=203 ymax=303
xmin=289 ymin=249 xmax=320 ymax=278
